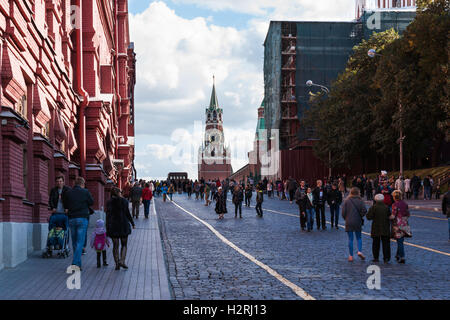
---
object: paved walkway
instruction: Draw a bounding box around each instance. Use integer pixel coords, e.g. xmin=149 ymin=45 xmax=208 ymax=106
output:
xmin=0 ymin=199 xmax=171 ymax=300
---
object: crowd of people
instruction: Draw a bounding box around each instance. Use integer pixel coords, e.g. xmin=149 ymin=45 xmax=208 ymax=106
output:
xmin=132 ymin=171 xmax=448 ymax=264
xmin=44 ymin=170 xmax=448 ymax=271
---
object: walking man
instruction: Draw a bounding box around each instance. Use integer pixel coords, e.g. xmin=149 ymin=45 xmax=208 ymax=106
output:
xmin=64 ymin=177 xmax=94 ymax=270
xmin=129 ymin=181 xmax=143 ymax=218
xmin=327 ymin=183 xmax=342 ymax=229
xmin=313 ymin=180 xmax=328 ymax=230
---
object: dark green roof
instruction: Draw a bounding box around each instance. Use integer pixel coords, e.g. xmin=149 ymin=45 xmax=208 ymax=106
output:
xmin=209 ymin=82 xmax=219 ymax=110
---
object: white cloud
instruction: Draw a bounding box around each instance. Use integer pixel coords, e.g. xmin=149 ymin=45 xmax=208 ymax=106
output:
xmin=129 ymin=1 xmax=357 ymax=179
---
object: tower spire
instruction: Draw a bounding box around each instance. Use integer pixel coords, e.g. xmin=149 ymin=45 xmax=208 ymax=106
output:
xmin=209 ymin=75 xmax=219 ymax=109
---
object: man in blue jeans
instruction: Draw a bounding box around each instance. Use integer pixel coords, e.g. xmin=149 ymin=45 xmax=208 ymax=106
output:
xmin=64 ymin=177 xmax=94 ymax=270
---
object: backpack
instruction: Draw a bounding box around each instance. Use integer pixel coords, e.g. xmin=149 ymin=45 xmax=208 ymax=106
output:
xmin=93 ymin=233 xmax=107 ymax=251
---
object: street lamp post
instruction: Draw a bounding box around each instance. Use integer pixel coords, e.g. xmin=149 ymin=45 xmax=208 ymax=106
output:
xmin=368 ymin=48 xmax=405 ymax=178
xmin=306 ymin=80 xmax=331 ymax=179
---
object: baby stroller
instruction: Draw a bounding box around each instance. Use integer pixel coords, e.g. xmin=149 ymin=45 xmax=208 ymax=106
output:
xmin=42 ymin=212 xmax=70 ymax=259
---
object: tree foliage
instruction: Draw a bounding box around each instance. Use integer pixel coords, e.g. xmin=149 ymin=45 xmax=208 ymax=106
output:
xmin=301 ymin=0 xmax=449 ymax=168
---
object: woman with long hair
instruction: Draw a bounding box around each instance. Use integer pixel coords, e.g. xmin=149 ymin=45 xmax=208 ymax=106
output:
xmin=106 ymin=187 xmax=135 ymax=270
xmin=342 ymin=187 xmax=367 ymax=262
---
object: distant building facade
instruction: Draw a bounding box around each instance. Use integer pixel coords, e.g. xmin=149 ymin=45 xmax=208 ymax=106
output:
xmin=198 ymin=79 xmax=232 ymax=181
xmin=257 ymin=3 xmax=418 ymax=183
xmin=0 ymin=0 xmax=136 ymax=269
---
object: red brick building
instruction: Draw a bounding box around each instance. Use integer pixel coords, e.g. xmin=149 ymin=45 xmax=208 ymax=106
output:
xmin=0 ymin=0 xmax=136 ymax=269
xmin=198 ymin=79 xmax=232 ymax=181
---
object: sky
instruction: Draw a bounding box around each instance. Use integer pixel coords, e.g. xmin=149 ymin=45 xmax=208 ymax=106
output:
xmin=128 ymin=0 xmax=356 ymax=180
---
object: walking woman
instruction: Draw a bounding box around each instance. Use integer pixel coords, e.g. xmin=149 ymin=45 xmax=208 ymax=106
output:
xmin=390 ymin=190 xmax=411 ymax=264
xmin=366 ymin=194 xmax=391 ymax=263
xmin=341 ymin=187 xmax=367 ymax=262
xmin=106 ymin=187 xmax=135 ymax=270
xmin=305 ymin=188 xmax=315 ymax=232
xmin=214 ymin=187 xmax=227 ymax=220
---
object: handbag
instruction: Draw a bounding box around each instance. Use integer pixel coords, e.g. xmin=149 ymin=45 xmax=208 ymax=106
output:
xmin=349 ymin=198 xmax=364 ymax=226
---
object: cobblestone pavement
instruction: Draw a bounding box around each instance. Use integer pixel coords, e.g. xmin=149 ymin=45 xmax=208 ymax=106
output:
xmin=156 ymin=193 xmax=450 ymax=300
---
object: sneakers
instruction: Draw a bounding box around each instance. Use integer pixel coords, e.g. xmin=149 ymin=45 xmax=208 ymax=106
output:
xmin=357 ymin=252 xmax=366 ymax=260
xmin=348 ymin=256 xmax=354 ymax=262
xmin=82 ymin=248 xmax=87 ymax=255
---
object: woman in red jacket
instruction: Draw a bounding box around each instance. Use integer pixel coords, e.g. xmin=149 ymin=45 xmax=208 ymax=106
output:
xmin=142 ymin=183 xmax=153 ymax=219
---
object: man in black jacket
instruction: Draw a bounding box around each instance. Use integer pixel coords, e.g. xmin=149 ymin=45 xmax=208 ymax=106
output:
xmin=48 ymin=175 xmax=71 ymax=214
xmin=313 ymin=180 xmax=328 ymax=230
xmin=64 ymin=177 xmax=94 ymax=270
xmin=294 ymin=180 xmax=308 ymax=231
xmin=327 ymin=183 xmax=343 ymax=229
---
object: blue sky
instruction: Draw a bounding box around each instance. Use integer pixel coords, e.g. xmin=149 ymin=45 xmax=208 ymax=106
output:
xmin=129 ymin=0 xmax=356 ymax=180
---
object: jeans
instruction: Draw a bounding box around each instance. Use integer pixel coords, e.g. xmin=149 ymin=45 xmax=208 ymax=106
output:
xmin=330 ymin=204 xmax=340 ymax=227
xmin=69 ymin=218 xmax=89 ymax=268
xmin=305 ymin=208 xmax=314 ymax=231
xmin=396 ymin=237 xmax=405 ymax=258
xmin=234 ymin=202 xmax=242 ymax=217
xmin=347 ymin=231 xmax=362 ymax=256
xmin=143 ymin=199 xmax=151 ymax=217
xmin=424 ymin=186 xmax=431 ymax=200
xmin=169 ymin=193 xmax=173 ymax=201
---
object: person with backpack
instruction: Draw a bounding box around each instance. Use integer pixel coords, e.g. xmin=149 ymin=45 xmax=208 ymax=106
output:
xmin=90 ymin=219 xmax=111 ymax=268
xmin=342 ymin=187 xmax=367 ymax=262
xmin=327 ymin=183 xmax=343 ymax=229
xmin=366 ymin=194 xmax=391 ymax=263
xmin=391 ymin=190 xmax=411 ymax=264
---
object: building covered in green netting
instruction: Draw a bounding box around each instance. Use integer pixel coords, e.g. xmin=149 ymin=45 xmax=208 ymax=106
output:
xmin=262 ymin=9 xmax=416 ymax=183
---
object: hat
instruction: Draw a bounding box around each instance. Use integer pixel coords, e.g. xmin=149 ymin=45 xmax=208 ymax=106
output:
xmin=374 ymin=194 xmax=384 ymax=202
